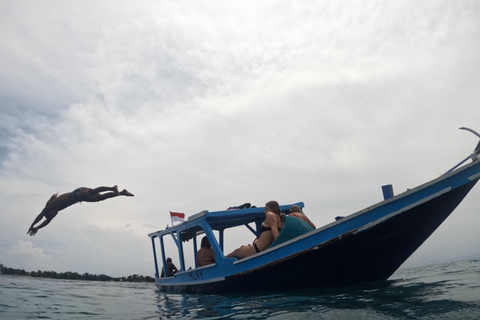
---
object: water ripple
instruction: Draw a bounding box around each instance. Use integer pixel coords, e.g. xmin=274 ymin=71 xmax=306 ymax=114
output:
xmin=1 ymin=258 xmax=480 ymax=319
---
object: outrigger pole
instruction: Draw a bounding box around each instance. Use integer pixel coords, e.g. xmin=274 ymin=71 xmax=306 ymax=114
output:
xmin=444 ymin=127 xmax=480 ymax=174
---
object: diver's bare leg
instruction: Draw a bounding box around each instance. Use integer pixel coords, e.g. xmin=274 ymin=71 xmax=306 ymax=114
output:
xmin=90 ymin=185 xmax=119 ymax=195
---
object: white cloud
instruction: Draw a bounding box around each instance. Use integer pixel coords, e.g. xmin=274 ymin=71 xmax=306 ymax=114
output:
xmin=3 ymin=240 xmax=53 ymax=271
xmin=1 ymin=1 xmax=479 ymax=276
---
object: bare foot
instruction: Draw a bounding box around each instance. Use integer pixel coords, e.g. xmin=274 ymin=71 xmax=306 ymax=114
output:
xmin=112 ymin=185 xmax=119 ymax=195
xmin=120 ymin=189 xmax=134 ymax=197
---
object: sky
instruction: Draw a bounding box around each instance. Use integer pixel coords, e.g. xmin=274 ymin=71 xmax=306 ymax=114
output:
xmin=1 ymin=1 xmax=479 ymax=278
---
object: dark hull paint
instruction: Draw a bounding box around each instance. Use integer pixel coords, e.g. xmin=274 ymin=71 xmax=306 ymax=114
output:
xmin=160 ymin=180 xmax=477 ymax=294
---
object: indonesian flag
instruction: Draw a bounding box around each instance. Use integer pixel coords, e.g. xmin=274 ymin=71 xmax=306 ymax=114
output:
xmin=170 ymin=211 xmax=185 ymax=224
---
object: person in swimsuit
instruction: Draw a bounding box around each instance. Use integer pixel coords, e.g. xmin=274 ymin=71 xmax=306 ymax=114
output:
xmin=196 ymin=236 xmax=215 ymax=267
xmin=27 ymin=185 xmax=134 ymax=236
xmin=288 ymin=205 xmax=316 ymax=230
xmin=160 ymin=257 xmax=179 ymax=277
xmin=226 ymin=200 xmax=284 ymax=259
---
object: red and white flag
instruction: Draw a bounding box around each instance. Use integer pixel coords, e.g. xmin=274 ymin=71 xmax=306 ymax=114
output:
xmin=170 ymin=211 xmax=185 ymax=225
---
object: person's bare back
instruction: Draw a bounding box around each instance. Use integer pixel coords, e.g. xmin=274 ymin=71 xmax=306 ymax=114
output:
xmin=50 ymin=193 xmax=77 ymax=211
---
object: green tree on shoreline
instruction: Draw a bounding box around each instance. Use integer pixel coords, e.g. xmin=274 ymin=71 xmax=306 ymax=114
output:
xmin=0 ymin=264 xmax=154 ymax=282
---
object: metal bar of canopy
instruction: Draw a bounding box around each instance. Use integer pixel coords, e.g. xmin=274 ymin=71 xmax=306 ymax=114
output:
xmin=193 ymin=236 xmax=198 ymax=268
xmin=150 ymin=236 xmax=159 ymax=279
xmin=159 ymin=236 xmax=167 ymax=277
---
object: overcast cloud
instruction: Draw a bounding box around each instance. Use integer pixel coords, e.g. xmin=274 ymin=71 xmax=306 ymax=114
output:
xmin=1 ymin=1 xmax=479 ymax=277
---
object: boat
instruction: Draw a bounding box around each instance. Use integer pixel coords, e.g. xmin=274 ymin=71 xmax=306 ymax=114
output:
xmin=148 ymin=128 xmax=480 ymax=294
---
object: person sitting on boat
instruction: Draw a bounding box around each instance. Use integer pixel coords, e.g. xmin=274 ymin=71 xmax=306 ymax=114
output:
xmin=27 ymin=185 xmax=134 ymax=236
xmin=196 ymin=236 xmax=215 ymax=267
xmin=226 ymin=200 xmax=284 ymax=259
xmin=288 ymin=205 xmax=316 ymax=230
xmin=160 ymin=258 xmax=179 ymax=277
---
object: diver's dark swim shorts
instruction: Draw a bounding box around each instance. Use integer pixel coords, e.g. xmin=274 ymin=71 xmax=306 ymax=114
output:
xmin=72 ymin=187 xmax=93 ymax=202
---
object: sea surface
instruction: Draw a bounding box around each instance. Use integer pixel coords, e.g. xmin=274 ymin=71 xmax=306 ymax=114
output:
xmin=1 ymin=258 xmax=480 ymax=319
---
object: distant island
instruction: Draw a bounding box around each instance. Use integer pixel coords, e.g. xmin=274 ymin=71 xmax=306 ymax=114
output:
xmin=0 ymin=263 xmax=154 ymax=282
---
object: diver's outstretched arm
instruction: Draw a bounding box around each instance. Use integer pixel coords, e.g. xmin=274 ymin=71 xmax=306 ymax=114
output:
xmin=28 ymin=219 xmax=53 ymax=236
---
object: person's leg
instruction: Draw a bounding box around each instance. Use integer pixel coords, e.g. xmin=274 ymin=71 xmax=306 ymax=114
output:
xmin=226 ymin=244 xmax=256 ymax=259
xmin=85 ymin=186 xmax=133 ymax=201
xmin=91 ymin=187 xmax=134 ymax=201
xmin=90 ymin=186 xmax=118 ymax=195
xmin=85 ymin=186 xmax=119 ymax=201
xmin=92 ymin=191 xmax=118 ymax=201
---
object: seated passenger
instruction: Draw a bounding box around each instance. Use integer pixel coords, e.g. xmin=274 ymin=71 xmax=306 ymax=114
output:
xmin=288 ymin=205 xmax=316 ymax=230
xmin=226 ymin=201 xmax=284 ymax=259
xmin=160 ymin=257 xmax=178 ymax=277
xmin=196 ymin=236 xmax=215 ymax=267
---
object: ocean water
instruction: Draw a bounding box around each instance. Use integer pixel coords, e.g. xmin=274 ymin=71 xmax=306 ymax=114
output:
xmin=1 ymin=258 xmax=480 ymax=319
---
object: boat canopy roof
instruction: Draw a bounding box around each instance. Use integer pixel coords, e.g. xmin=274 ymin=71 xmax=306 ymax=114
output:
xmin=148 ymin=202 xmax=304 ymax=242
